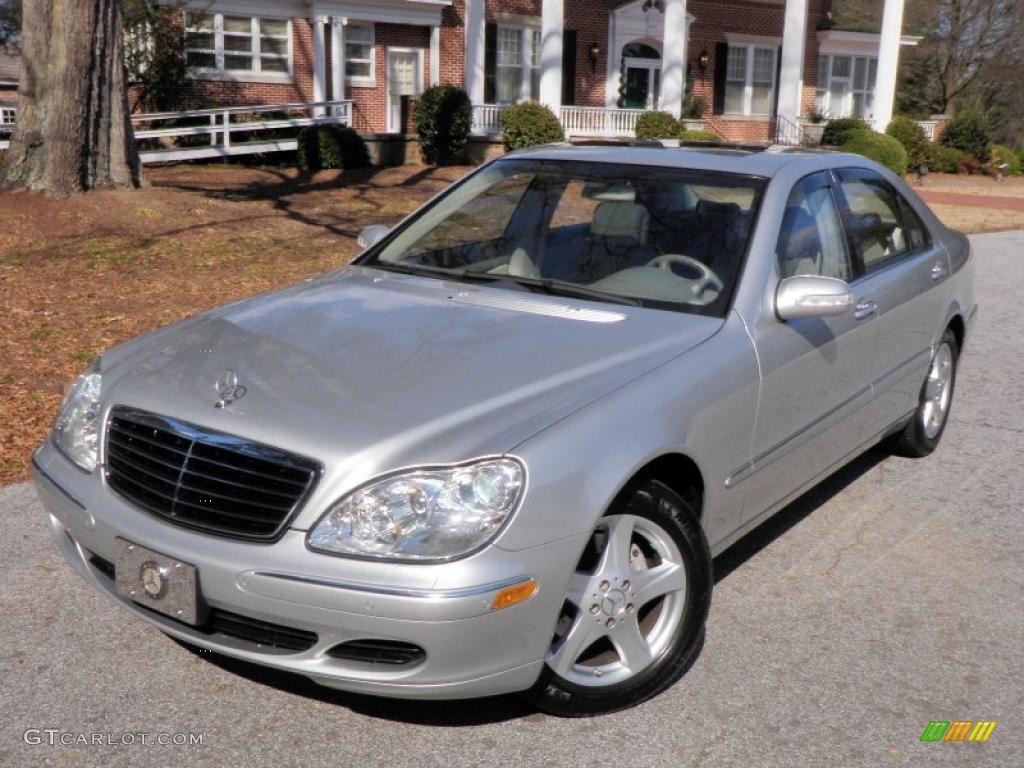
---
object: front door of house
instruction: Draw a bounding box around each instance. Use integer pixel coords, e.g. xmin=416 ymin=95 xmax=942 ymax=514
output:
xmin=387 ymin=50 xmax=421 ymax=133
xmin=622 ymin=58 xmax=661 ymax=110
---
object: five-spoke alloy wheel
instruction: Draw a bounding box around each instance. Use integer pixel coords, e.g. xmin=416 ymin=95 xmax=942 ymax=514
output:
xmin=526 ymin=480 xmax=711 ymax=716
xmin=892 ymin=328 xmax=959 ymax=458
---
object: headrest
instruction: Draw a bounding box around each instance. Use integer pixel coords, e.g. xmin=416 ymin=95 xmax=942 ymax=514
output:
xmin=591 ymin=201 xmax=650 ymax=241
xmin=696 ymin=199 xmax=742 ymax=223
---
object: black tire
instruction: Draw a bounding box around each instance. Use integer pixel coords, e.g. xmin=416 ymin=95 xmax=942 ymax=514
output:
xmin=891 ymin=328 xmax=959 ymax=458
xmin=523 ymin=479 xmax=712 ymax=716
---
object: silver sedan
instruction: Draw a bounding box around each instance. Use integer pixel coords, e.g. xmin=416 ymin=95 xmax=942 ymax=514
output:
xmin=33 ymin=144 xmax=975 ymax=716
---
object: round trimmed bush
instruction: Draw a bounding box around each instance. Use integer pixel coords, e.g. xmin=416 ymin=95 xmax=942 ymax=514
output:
xmin=501 ymin=101 xmax=565 ymax=151
xmin=414 ymin=85 xmax=472 ymax=165
xmin=840 ymin=131 xmax=908 ymax=176
xmin=988 ymin=144 xmax=1021 ymax=176
xmin=821 ymin=117 xmax=870 ymax=146
xmin=678 ymin=129 xmax=719 ymax=142
xmin=635 ymin=111 xmax=682 ymax=140
xmin=941 ymin=110 xmax=990 ymax=163
xmin=885 ymin=116 xmax=936 ymax=172
xmin=298 ymin=125 xmax=370 ymax=171
xmin=934 ymin=146 xmax=965 ymax=174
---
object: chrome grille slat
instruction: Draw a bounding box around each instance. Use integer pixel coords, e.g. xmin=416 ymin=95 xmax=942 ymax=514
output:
xmin=105 ymin=407 xmax=321 ymax=542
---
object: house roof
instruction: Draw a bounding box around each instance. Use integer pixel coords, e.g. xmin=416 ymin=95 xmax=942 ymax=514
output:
xmin=0 ymin=43 xmax=20 ymax=87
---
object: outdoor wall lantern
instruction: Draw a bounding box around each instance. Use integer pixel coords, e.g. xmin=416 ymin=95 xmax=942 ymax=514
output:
xmin=590 ymin=41 xmax=600 ymax=71
xmin=698 ymin=49 xmax=710 ymax=74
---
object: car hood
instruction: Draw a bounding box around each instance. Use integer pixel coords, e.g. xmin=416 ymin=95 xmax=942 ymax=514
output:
xmin=103 ymin=266 xmax=722 ymax=528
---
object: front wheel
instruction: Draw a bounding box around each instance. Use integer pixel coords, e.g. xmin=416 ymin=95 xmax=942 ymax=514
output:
xmin=891 ymin=329 xmax=959 ymax=458
xmin=524 ymin=479 xmax=711 ymax=716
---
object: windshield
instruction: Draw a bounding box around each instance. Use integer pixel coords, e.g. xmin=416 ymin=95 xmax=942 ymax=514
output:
xmin=360 ymin=159 xmax=767 ymax=315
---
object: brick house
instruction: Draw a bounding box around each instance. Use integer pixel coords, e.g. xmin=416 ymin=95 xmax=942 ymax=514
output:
xmin=0 ymin=42 xmax=19 ymax=125
xmin=130 ymin=0 xmax=915 ymax=145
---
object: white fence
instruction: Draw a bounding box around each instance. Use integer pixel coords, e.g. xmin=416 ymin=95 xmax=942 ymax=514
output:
xmin=132 ymin=100 xmax=353 ymax=163
xmin=1 ymin=100 xmax=353 ymax=158
xmin=915 ymin=120 xmax=937 ymax=141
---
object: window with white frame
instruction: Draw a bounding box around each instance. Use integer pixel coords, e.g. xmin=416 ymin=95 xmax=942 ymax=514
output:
xmin=724 ymin=44 xmax=777 ymax=116
xmin=345 ymin=23 xmax=375 ymax=85
xmin=185 ymin=12 xmax=290 ymax=77
xmin=494 ymin=25 xmax=540 ymax=104
xmin=816 ymin=54 xmax=878 ymax=118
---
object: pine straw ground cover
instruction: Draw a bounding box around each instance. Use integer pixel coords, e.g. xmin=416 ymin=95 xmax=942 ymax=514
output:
xmin=0 ymin=163 xmax=468 ymax=483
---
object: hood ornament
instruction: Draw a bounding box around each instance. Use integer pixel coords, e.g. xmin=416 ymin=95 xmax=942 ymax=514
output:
xmin=214 ymin=369 xmax=247 ymax=409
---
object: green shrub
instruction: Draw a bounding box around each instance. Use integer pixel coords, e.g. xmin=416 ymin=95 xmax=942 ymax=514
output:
xmin=413 ymin=84 xmax=472 ymax=165
xmin=821 ymin=117 xmax=870 ymax=146
xmin=988 ymin=144 xmax=1022 ymax=176
xmin=934 ymin=146 xmax=965 ymax=174
xmin=297 ymin=124 xmax=370 ymax=171
xmin=840 ymin=131 xmax=908 ymax=176
xmin=681 ymin=96 xmax=706 ymax=120
xmin=500 ymin=101 xmax=565 ymax=151
xmin=941 ymin=110 xmax=990 ymax=162
xmin=635 ymin=111 xmax=682 ymax=140
xmin=885 ymin=116 xmax=936 ymax=172
xmin=678 ymin=129 xmax=719 ymax=142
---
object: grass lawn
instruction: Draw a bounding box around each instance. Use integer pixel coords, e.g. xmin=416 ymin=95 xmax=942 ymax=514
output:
xmin=0 ymin=163 xmax=1021 ymax=484
xmin=0 ymin=163 xmax=468 ymax=483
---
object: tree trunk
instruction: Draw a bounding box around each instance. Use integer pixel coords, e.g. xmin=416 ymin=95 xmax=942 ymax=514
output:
xmin=2 ymin=0 xmax=141 ymax=197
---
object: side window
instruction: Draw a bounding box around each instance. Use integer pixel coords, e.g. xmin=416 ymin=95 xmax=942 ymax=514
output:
xmin=898 ymin=197 xmax=930 ymax=251
xmin=777 ymin=176 xmax=851 ymax=280
xmin=836 ymin=170 xmax=916 ymax=271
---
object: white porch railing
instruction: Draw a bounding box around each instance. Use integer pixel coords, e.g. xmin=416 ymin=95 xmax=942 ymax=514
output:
xmin=471 ymin=103 xmax=508 ymax=135
xmin=915 ymin=120 xmax=936 ymax=141
xmin=0 ymin=105 xmax=15 ymax=149
xmin=132 ymin=100 xmax=353 ymax=164
xmin=560 ymin=106 xmax=647 ymax=137
xmin=472 ymin=103 xmax=648 ymax=138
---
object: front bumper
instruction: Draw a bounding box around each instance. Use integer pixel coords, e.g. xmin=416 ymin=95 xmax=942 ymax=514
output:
xmin=32 ymin=442 xmax=585 ymax=700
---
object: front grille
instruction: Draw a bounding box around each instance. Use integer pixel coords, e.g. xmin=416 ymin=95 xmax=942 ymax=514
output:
xmin=104 ymin=406 xmax=320 ymax=542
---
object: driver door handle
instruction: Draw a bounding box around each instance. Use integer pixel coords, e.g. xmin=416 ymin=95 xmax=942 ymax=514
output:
xmin=854 ymin=299 xmax=877 ymax=320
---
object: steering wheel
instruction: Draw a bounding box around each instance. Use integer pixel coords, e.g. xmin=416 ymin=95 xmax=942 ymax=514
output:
xmin=646 ymin=254 xmax=724 ymax=295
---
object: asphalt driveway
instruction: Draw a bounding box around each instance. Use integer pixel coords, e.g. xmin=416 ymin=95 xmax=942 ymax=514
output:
xmin=1 ymin=231 xmax=1022 ymax=768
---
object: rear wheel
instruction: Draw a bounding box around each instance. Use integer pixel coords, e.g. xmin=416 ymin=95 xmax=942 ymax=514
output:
xmin=891 ymin=328 xmax=958 ymax=458
xmin=524 ymin=479 xmax=711 ymax=716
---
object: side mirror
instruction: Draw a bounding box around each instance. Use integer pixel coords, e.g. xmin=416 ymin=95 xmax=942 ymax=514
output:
xmin=776 ymin=275 xmax=854 ymax=320
xmin=357 ymin=224 xmax=390 ymax=250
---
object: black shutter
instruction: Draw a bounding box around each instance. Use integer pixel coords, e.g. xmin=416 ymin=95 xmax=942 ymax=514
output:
xmin=712 ymin=41 xmax=729 ymax=115
xmin=484 ymin=23 xmax=497 ymax=104
xmin=561 ymin=30 xmax=577 ymax=106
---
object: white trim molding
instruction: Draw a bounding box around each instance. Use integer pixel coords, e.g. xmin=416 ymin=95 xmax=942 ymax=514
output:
xmin=817 ymin=29 xmax=921 ymax=55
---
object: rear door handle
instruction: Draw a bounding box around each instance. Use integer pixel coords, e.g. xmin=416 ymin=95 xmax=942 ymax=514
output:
xmin=931 ymin=261 xmax=948 ymax=281
xmin=854 ymin=299 xmax=877 ymax=320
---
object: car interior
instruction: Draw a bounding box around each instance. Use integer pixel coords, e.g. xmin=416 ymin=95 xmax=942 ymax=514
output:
xmin=398 ymin=169 xmax=761 ymax=308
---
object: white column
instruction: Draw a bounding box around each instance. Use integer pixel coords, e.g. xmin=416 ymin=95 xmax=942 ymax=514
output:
xmin=777 ymin=0 xmax=808 ymax=130
xmin=331 ymin=17 xmax=346 ymax=118
xmin=430 ymin=25 xmax=441 ymax=87
xmin=464 ymin=0 xmax=486 ymax=105
xmin=539 ymin=0 xmax=564 ymax=111
xmin=311 ymin=15 xmax=327 ymax=116
xmin=659 ymin=0 xmax=687 ymax=117
xmin=872 ymin=0 xmax=906 ymax=131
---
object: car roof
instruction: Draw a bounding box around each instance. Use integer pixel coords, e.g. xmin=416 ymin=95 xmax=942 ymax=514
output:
xmin=503 ymin=142 xmax=858 ymax=179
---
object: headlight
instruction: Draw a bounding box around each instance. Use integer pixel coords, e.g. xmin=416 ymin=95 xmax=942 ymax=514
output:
xmin=53 ymin=361 xmax=102 ymax=472
xmin=308 ymin=458 xmax=524 ymax=561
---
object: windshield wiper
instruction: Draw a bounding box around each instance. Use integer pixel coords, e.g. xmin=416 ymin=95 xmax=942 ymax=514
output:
xmin=367 ymin=262 xmax=642 ymax=308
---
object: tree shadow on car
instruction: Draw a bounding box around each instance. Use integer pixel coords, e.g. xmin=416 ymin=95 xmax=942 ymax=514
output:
xmin=712 ymin=446 xmax=889 ymax=584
